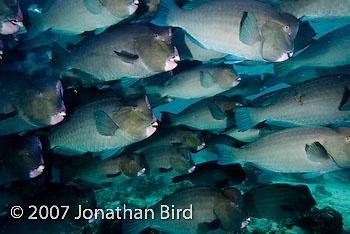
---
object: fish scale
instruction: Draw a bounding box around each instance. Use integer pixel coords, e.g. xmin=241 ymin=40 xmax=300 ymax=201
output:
xmin=49 ymin=98 xmax=134 ymax=155
xmin=254 ymin=77 xmax=350 ymax=126
xmin=231 ymin=126 xmax=342 ymax=173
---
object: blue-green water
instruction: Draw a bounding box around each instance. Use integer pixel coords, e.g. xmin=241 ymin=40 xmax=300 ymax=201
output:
xmin=0 ymin=0 xmax=350 ymax=233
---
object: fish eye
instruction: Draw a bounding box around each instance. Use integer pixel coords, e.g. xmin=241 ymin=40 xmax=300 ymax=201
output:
xmin=283 ymin=25 xmax=289 ymax=31
xmin=154 ymin=34 xmax=160 ymax=39
xmin=346 ymin=136 xmax=350 ymax=143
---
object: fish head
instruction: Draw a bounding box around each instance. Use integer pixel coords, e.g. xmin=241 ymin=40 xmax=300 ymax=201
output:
xmin=119 ymin=152 xmax=144 ymax=177
xmin=170 ymin=148 xmax=195 ymax=174
xmin=19 ymin=77 xmax=66 ymax=127
xmin=0 ymin=1 xmax=24 ymax=35
xmin=9 ymin=136 xmax=44 ymax=180
xmin=135 ymin=26 xmax=179 ymax=73
xmin=171 ymin=127 xmax=204 ymax=152
xmin=330 ymin=127 xmax=350 ymax=168
xmin=293 ymin=185 xmax=316 ymax=209
xmin=101 ymin=0 xmax=139 ymax=17
xmin=114 ymin=95 xmax=157 ymax=140
xmin=214 ymin=188 xmax=249 ymax=231
xmin=68 ymin=188 xmax=97 ymax=225
xmin=261 ymin=13 xmax=299 ymax=62
xmin=214 ymin=64 xmax=241 ymax=89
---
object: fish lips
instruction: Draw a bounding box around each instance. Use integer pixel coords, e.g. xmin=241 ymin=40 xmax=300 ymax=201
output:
xmin=0 ymin=5 xmax=25 ymax=35
xmin=128 ymin=0 xmax=139 ymax=15
xmin=164 ymin=47 xmax=180 ymax=71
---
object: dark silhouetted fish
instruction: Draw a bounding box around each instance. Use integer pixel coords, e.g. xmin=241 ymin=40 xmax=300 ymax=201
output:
xmin=243 ymin=183 xmax=316 ymax=219
xmin=122 ymin=187 xmax=249 ymax=234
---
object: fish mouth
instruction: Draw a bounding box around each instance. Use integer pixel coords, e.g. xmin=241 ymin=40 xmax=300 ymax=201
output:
xmin=0 ymin=5 xmax=26 ymax=35
xmin=50 ymin=108 xmax=66 ymax=125
xmin=29 ymin=164 xmax=45 ymax=179
xmin=1 ymin=20 xmax=20 ymax=35
xmin=188 ymin=166 xmax=196 ymax=174
xmin=137 ymin=168 xmax=146 ymax=176
xmin=197 ymin=142 xmax=205 ymax=151
xmin=275 ymin=51 xmax=293 ymax=62
xmin=233 ymin=76 xmax=241 ymax=87
xmin=165 ymin=47 xmax=180 ymax=71
xmin=241 ymin=217 xmax=251 ymax=229
xmin=128 ymin=0 xmax=139 ymax=15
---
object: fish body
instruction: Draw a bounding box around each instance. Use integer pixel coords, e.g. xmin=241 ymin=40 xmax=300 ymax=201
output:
xmin=122 ymin=187 xmax=249 ymax=234
xmin=222 ymin=75 xmax=265 ymax=97
xmin=140 ymin=146 xmax=195 ymax=178
xmin=151 ymin=0 xmax=298 ymax=62
xmin=27 ymin=0 xmax=138 ymax=37
xmin=243 ymin=184 xmax=316 ymax=218
xmin=161 ymin=96 xmax=243 ymax=131
xmin=146 ymin=64 xmax=240 ymax=99
xmin=0 ymin=135 xmax=44 ymax=185
xmin=274 ymin=25 xmax=350 ymax=75
xmin=55 ymin=24 xmax=178 ymax=86
xmin=172 ymin=29 xmax=227 ymax=63
xmin=128 ymin=126 xmax=204 ymax=152
xmin=235 ymin=76 xmax=350 ymax=131
xmin=223 ymin=125 xmax=285 ymax=142
xmin=278 ymin=0 xmax=350 ymax=19
xmin=173 ymin=162 xmax=246 ymax=188
xmin=0 ymin=73 xmax=66 ymax=136
xmin=60 ymin=152 xmax=144 ymax=185
xmin=48 ymin=97 xmax=157 ymax=158
xmin=216 ymin=126 xmax=350 ymax=174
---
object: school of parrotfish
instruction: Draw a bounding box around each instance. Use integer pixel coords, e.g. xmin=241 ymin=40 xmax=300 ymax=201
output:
xmin=0 ymin=0 xmax=349 ymax=233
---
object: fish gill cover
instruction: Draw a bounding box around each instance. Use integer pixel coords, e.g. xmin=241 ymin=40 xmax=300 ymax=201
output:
xmin=0 ymin=0 xmax=350 ymax=233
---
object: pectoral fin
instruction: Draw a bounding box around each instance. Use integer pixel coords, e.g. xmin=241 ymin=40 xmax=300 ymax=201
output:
xmin=95 ymin=110 xmax=119 ymax=136
xmin=197 ymin=219 xmax=220 ymax=233
xmin=209 ymin=104 xmax=226 ymax=120
xmin=200 ymin=71 xmax=216 ymax=88
xmin=159 ymin=167 xmax=173 ymax=173
xmin=106 ymin=171 xmax=122 ymax=178
xmin=84 ymin=0 xmax=104 ymax=14
xmin=0 ymin=110 xmax=18 ymax=121
xmin=114 ymin=50 xmax=139 ymax=64
xmin=338 ymin=86 xmax=350 ymax=111
xmin=239 ymin=11 xmax=260 ymax=46
xmin=305 ymin=142 xmax=330 ymax=162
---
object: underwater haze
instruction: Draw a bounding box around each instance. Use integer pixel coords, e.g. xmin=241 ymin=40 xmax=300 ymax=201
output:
xmin=0 ymin=0 xmax=350 ymax=233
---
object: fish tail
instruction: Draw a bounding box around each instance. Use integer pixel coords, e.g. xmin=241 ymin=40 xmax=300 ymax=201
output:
xmin=273 ymin=58 xmax=298 ymax=75
xmin=122 ymin=205 xmax=147 ymax=234
xmin=215 ymin=144 xmax=241 ymax=165
xmin=27 ymin=7 xmax=45 ymax=39
xmin=161 ymin=111 xmax=177 ymax=127
xmin=151 ymin=0 xmax=182 ymax=27
xmin=172 ymin=29 xmax=193 ymax=60
xmin=51 ymin=42 xmax=69 ymax=70
xmin=144 ymin=85 xmax=161 ymax=96
xmin=234 ymin=107 xmax=261 ymax=131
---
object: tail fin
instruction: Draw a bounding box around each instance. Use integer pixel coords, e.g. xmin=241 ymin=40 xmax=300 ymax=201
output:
xmin=150 ymin=0 xmax=182 ymax=27
xmin=273 ymin=58 xmax=297 ymax=75
xmin=234 ymin=107 xmax=261 ymax=131
xmin=144 ymin=85 xmax=161 ymax=96
xmin=51 ymin=42 xmax=68 ymax=70
xmin=172 ymin=29 xmax=193 ymax=60
xmin=122 ymin=205 xmax=147 ymax=234
xmin=27 ymin=6 xmax=46 ymax=39
xmin=161 ymin=111 xmax=177 ymax=127
xmin=215 ymin=144 xmax=241 ymax=165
